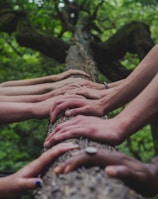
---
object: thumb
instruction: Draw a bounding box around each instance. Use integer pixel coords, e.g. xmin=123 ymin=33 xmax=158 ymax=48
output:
xmin=105 ymin=166 xmax=118 ymax=177
xmin=20 ymin=178 xmax=43 ymax=191
xmin=105 ymin=165 xmax=130 ymax=178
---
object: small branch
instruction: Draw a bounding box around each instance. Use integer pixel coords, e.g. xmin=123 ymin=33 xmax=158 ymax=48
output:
xmin=91 ymin=0 xmax=105 ymax=21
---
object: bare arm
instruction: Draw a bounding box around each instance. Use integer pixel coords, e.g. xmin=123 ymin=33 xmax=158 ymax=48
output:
xmin=0 ymin=83 xmax=85 ymax=102
xmin=0 ymin=77 xmax=104 ymax=96
xmin=106 ymin=79 xmax=124 ymax=89
xmin=0 ymin=95 xmax=68 ymax=124
xmin=0 ymin=69 xmax=89 ymax=87
xmin=101 ymin=44 xmax=158 ymax=112
xmin=45 ymin=73 xmax=158 ymax=148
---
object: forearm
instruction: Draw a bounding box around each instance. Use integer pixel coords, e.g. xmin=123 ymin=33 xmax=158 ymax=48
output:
xmin=108 ymin=79 xmax=124 ymax=88
xmin=115 ymin=73 xmax=158 ymax=139
xmin=0 ymin=76 xmax=52 ymax=87
xmin=0 ymin=78 xmax=82 ymax=96
xmin=0 ymin=73 xmax=65 ymax=87
xmin=0 ymin=95 xmax=45 ymax=103
xmin=101 ymin=45 xmax=158 ymax=112
xmin=0 ymin=83 xmax=54 ymax=96
xmin=117 ymin=44 xmax=158 ymax=97
xmin=0 ymin=102 xmax=36 ymax=124
xmin=0 ymin=70 xmax=89 ymax=87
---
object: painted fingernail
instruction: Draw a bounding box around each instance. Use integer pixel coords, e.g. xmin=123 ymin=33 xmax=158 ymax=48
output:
xmin=35 ymin=180 xmax=42 ymax=188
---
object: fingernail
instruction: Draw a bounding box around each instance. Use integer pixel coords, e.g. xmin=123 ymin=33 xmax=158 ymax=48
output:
xmin=35 ymin=180 xmax=42 ymax=188
xmin=105 ymin=166 xmax=117 ymax=176
xmin=53 ymin=135 xmax=59 ymax=139
xmin=64 ymin=166 xmax=70 ymax=173
xmin=44 ymin=141 xmax=50 ymax=148
xmin=54 ymin=167 xmax=61 ymax=174
xmin=65 ymin=111 xmax=71 ymax=116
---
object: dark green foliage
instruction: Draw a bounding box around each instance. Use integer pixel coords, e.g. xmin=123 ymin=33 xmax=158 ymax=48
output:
xmin=0 ymin=1 xmax=158 ymax=198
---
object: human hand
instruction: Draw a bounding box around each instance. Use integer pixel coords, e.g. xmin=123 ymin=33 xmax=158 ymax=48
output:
xmin=65 ymin=86 xmax=106 ymax=99
xmin=46 ymin=83 xmax=82 ymax=99
xmin=44 ymin=116 xmax=123 ymax=148
xmin=50 ymin=95 xmax=106 ymax=123
xmin=34 ymin=94 xmax=84 ymax=119
xmin=52 ymin=69 xmax=90 ymax=81
xmin=52 ymin=77 xmax=105 ymax=90
xmin=54 ymin=148 xmax=158 ymax=197
xmin=0 ymin=142 xmax=78 ymax=199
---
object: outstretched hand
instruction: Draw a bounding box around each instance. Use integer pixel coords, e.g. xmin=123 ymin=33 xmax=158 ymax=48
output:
xmin=0 ymin=142 xmax=78 ymax=199
xmin=54 ymin=148 xmax=158 ymax=197
xmin=52 ymin=69 xmax=90 ymax=81
xmin=65 ymin=86 xmax=107 ymax=99
xmin=44 ymin=116 xmax=123 ymax=148
xmin=50 ymin=95 xmax=106 ymax=123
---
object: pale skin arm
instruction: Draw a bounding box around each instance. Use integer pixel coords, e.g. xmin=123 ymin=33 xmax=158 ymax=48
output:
xmin=0 ymin=84 xmax=83 ymax=103
xmin=0 ymin=77 xmax=104 ymax=96
xmin=50 ymin=44 xmax=158 ymax=119
xmin=0 ymin=94 xmax=85 ymax=125
xmin=0 ymin=142 xmax=78 ymax=199
xmin=107 ymin=79 xmax=124 ymax=88
xmin=54 ymin=149 xmax=158 ymax=197
xmin=100 ymin=44 xmax=158 ymax=112
xmin=0 ymin=69 xmax=89 ymax=87
xmin=44 ymin=73 xmax=158 ymax=148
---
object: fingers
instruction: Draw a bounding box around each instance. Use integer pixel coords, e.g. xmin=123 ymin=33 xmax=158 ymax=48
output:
xmin=54 ymin=153 xmax=88 ymax=174
xmin=66 ymin=69 xmax=90 ymax=78
xmin=50 ymin=95 xmax=85 ymax=123
xmin=53 ymin=149 xmax=114 ymax=174
xmin=19 ymin=177 xmax=43 ymax=191
xmin=44 ymin=127 xmax=86 ymax=148
xmin=105 ymin=165 xmax=130 ymax=178
xmin=18 ymin=142 xmax=79 ymax=177
xmin=65 ymin=107 xmax=89 ymax=117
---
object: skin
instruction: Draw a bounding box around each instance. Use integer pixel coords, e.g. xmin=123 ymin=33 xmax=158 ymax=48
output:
xmin=54 ymin=149 xmax=158 ymax=197
xmin=0 ymin=142 xmax=78 ymax=199
xmin=44 ymin=73 xmax=158 ymax=148
xmin=0 ymin=69 xmax=89 ymax=87
xmin=49 ymin=44 xmax=158 ymax=121
xmin=0 ymin=76 xmax=104 ymax=97
xmin=0 ymin=84 xmax=82 ymax=103
xmin=64 ymin=86 xmax=108 ymax=99
xmin=0 ymin=94 xmax=85 ymax=125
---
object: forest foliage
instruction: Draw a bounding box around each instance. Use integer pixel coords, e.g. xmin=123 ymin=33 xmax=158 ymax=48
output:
xmin=0 ymin=0 xmax=158 ymax=194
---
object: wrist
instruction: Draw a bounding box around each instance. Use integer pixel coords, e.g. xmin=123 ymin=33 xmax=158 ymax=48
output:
xmin=113 ymin=115 xmax=134 ymax=142
xmin=29 ymin=103 xmax=40 ymax=119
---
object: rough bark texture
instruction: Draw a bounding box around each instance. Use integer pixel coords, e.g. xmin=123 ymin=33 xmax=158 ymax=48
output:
xmin=0 ymin=2 xmax=156 ymax=197
xmin=33 ymin=25 xmax=145 ymax=199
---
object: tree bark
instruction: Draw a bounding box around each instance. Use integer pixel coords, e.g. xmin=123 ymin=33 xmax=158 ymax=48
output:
xmin=33 ymin=25 xmax=145 ymax=199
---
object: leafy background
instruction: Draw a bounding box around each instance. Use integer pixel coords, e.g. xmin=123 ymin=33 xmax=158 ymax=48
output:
xmin=0 ymin=0 xmax=158 ymax=198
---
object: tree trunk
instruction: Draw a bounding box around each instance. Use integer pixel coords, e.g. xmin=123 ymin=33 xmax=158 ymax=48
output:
xmin=33 ymin=25 xmax=145 ymax=199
